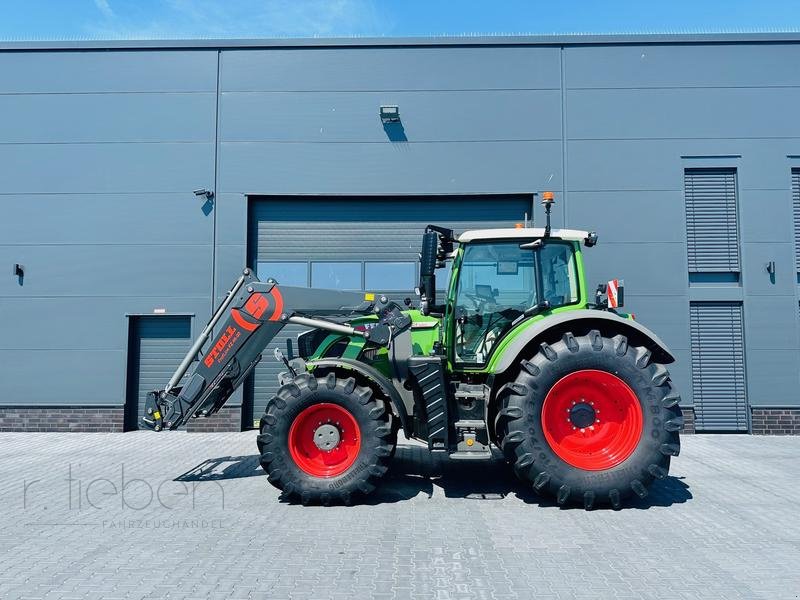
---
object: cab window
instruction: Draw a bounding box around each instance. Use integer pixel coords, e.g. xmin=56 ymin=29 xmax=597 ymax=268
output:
xmin=453 ymin=240 xmax=578 ymax=365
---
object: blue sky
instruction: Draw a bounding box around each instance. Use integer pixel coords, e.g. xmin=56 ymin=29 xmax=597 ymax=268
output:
xmin=2 ymin=0 xmax=800 ymax=40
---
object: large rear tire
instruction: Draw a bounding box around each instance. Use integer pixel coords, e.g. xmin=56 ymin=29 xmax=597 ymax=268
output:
xmin=497 ymin=330 xmax=682 ymax=509
xmin=258 ymin=372 xmax=394 ymax=505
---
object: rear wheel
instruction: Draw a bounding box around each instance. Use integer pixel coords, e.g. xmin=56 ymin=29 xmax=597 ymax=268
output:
xmin=258 ymin=372 xmax=394 ymax=505
xmin=497 ymin=330 xmax=682 ymax=509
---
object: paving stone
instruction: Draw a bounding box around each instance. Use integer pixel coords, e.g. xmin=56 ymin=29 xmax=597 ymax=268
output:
xmin=1 ymin=432 xmax=799 ymax=599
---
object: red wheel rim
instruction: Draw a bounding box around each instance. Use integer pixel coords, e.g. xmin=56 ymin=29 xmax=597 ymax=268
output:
xmin=288 ymin=403 xmax=361 ymax=477
xmin=541 ymin=370 xmax=643 ymax=471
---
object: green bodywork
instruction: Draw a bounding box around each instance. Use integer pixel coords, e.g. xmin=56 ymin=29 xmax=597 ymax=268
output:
xmin=305 ymin=239 xmax=600 ymax=377
xmin=307 ymin=309 xmax=440 ymax=378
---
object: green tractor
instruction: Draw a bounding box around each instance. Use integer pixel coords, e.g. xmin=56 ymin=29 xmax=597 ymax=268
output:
xmin=144 ymin=193 xmax=682 ymax=509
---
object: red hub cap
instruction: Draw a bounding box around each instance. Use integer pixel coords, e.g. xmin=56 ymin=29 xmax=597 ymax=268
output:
xmin=541 ymin=370 xmax=643 ymax=471
xmin=288 ymin=403 xmax=361 ymax=477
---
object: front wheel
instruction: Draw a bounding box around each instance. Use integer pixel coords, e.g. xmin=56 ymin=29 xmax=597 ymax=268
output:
xmin=258 ymin=372 xmax=394 ymax=505
xmin=497 ymin=330 xmax=682 ymax=509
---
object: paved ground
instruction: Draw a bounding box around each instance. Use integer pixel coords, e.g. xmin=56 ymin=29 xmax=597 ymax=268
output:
xmin=1 ymin=432 xmax=798 ymax=600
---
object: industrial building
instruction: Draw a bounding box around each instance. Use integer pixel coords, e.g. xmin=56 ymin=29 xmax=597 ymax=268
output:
xmin=1 ymin=33 xmax=799 ymax=434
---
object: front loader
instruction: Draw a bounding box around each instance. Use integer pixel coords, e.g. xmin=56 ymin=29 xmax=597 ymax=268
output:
xmin=144 ymin=193 xmax=683 ymax=509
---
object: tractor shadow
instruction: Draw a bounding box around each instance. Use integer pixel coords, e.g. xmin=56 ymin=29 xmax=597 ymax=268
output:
xmin=369 ymin=443 xmax=693 ymax=510
xmin=175 ymin=446 xmax=692 ymax=510
xmin=175 ymin=455 xmax=265 ymax=482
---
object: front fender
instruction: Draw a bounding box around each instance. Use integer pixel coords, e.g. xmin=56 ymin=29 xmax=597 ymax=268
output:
xmin=489 ymin=309 xmax=676 ymax=374
xmin=307 ymin=357 xmax=412 ymax=437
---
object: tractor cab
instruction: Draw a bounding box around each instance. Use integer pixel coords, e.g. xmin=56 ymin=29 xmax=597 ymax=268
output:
xmin=448 ymin=228 xmax=588 ymax=366
xmin=417 ymin=192 xmax=599 ymax=371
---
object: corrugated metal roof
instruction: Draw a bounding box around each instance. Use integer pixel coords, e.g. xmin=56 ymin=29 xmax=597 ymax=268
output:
xmin=1 ymin=31 xmax=800 ymax=51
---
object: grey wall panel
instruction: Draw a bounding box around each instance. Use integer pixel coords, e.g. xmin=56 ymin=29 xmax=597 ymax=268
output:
xmin=0 ymin=143 xmax=215 ymax=194
xmin=565 ymin=44 xmax=800 ymax=89
xmin=1 ymin=40 xmax=799 ymax=418
xmin=742 ymin=242 xmax=796 ymax=295
xmin=567 ymin=140 xmax=682 ymax=192
xmin=0 ymin=298 xmax=130 ymax=350
xmin=567 ymin=88 xmax=800 ymax=140
xmin=581 ymin=242 xmax=687 ymax=296
xmin=0 ymin=50 xmax=217 ymax=93
xmin=120 ymin=297 xmax=209 ymax=318
xmin=0 ymin=349 xmax=124 ymax=405
xmin=745 ymin=349 xmax=800 ymax=408
xmin=743 ymin=296 xmax=800 ymax=350
xmin=569 ymin=139 xmax=800 ymax=193
xmin=740 ymin=189 xmax=795 ymax=243
xmin=215 ymin=244 xmax=248 ymax=297
xmin=0 ymin=93 xmax=216 ymax=143
xmin=0 ymin=297 xmax=207 ymax=352
xmin=0 ymin=245 xmax=212 ymax=297
xmin=0 ymin=49 xmax=217 ymax=412
xmin=565 ymin=191 xmax=686 ymax=242
xmin=218 ymin=141 xmax=561 ymax=194
xmin=215 ymin=193 xmax=249 ymax=245
xmin=220 ymin=47 xmax=561 ymax=91
xmin=1 ymin=194 xmax=213 ymax=245
xmin=731 ymin=140 xmax=800 ymax=191
xmin=220 ymin=90 xmax=562 ymax=142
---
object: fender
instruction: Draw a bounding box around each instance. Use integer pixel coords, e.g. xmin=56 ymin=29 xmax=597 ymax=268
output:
xmin=307 ymin=357 xmax=412 ymax=436
xmin=490 ymin=309 xmax=675 ymax=374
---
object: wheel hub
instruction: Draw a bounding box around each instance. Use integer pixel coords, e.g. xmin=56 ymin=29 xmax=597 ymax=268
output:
xmin=568 ymin=402 xmax=597 ymax=429
xmin=313 ymin=423 xmax=341 ymax=451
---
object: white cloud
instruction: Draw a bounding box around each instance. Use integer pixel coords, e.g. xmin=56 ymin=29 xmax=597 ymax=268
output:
xmin=93 ymin=0 xmax=114 ymax=19
xmin=84 ymin=0 xmax=386 ymax=39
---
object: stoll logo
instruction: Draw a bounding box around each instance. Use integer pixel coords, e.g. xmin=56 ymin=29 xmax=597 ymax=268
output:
xmin=203 ymin=325 xmax=240 ymax=368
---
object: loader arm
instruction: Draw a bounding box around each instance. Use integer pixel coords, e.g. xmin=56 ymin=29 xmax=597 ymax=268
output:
xmin=142 ymin=268 xmax=411 ymax=431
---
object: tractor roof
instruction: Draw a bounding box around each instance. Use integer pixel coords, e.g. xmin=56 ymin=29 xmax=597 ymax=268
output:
xmin=458 ymin=228 xmax=591 ymax=243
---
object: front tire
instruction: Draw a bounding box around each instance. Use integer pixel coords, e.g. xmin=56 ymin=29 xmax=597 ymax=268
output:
xmin=497 ymin=330 xmax=682 ymax=509
xmin=258 ymin=372 xmax=393 ymax=505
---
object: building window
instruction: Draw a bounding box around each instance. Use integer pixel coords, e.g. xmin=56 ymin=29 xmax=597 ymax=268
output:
xmin=311 ymin=262 xmax=362 ymax=290
xmin=256 ymin=261 xmax=308 ymax=287
xmin=365 ymin=262 xmax=416 ymax=291
xmin=684 ymin=168 xmax=741 ymax=276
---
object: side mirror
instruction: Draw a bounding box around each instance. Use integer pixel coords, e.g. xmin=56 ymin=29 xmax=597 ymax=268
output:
xmin=420 ymin=232 xmax=438 ymax=277
xmin=419 ymin=231 xmax=439 ymax=315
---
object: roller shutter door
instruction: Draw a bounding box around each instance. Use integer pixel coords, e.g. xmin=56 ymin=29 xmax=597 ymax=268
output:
xmin=684 ymin=168 xmax=740 ymax=273
xmin=689 ymin=302 xmax=748 ymax=432
xmin=245 ymin=194 xmax=532 ymax=427
xmin=125 ymin=316 xmax=192 ymax=431
xmin=793 ymin=168 xmax=799 ymax=271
